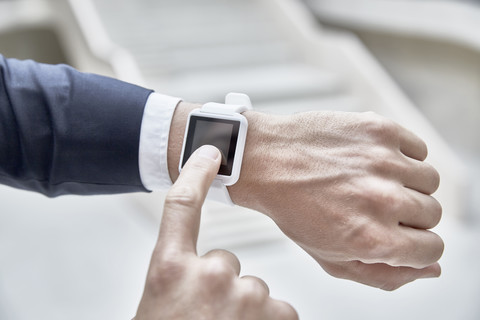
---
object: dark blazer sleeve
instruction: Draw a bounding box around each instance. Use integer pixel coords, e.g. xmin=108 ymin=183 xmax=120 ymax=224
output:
xmin=0 ymin=55 xmax=152 ymax=196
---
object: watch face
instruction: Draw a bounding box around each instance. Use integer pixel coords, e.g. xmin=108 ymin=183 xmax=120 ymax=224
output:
xmin=182 ymin=115 xmax=241 ymax=176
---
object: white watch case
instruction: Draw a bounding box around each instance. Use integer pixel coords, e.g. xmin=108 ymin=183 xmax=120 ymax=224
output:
xmin=178 ymin=93 xmax=252 ymax=205
xmin=179 ymin=108 xmax=248 ymax=186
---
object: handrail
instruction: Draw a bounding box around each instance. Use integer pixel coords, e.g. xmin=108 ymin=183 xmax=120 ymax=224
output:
xmin=305 ymin=0 xmax=480 ymax=52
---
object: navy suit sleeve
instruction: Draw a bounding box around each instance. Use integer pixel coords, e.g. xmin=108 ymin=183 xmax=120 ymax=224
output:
xmin=0 ymin=55 xmax=152 ymax=196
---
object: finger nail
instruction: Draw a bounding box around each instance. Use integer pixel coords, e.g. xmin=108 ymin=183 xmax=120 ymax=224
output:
xmin=197 ymin=145 xmax=220 ymax=161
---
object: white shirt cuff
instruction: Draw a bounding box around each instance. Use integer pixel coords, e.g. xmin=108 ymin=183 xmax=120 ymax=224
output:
xmin=139 ymin=92 xmax=182 ymax=191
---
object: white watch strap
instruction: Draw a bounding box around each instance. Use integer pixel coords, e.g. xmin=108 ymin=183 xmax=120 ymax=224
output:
xmin=205 ymin=93 xmax=252 ymax=206
xmin=207 ymin=180 xmax=235 ymax=206
xmin=201 ymin=93 xmax=253 ymax=115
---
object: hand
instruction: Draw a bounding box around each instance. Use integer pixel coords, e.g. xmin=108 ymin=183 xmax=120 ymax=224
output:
xmin=135 ymin=145 xmax=298 ymax=320
xmin=230 ymin=110 xmax=444 ymax=291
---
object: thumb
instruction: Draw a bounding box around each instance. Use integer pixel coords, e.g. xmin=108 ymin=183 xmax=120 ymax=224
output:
xmin=157 ymin=145 xmax=221 ymax=254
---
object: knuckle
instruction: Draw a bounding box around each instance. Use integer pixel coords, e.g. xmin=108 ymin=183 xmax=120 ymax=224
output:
xmin=277 ymin=302 xmax=299 ymax=320
xmin=204 ymin=249 xmax=241 ymax=270
xmin=430 ymin=198 xmax=443 ymax=228
xmin=428 ymin=165 xmax=441 ymax=193
xmin=379 ymin=267 xmax=416 ymax=291
xmin=417 ymin=139 xmax=429 ymax=161
xmin=147 ymin=254 xmax=186 ymax=293
xmin=239 ymin=281 xmax=268 ymax=306
xmin=415 ymin=163 xmax=441 ymax=195
xmin=245 ymin=281 xmax=267 ymax=299
xmin=371 ymin=150 xmax=404 ymax=175
xmin=379 ymin=280 xmax=403 ymax=292
xmin=320 ymin=263 xmax=347 ymax=279
xmin=362 ymin=112 xmax=398 ymax=141
xmin=355 ymin=228 xmax=387 ymax=261
xmin=357 ymin=183 xmax=401 ymax=216
xmin=431 ymin=234 xmax=445 ymax=262
xmin=199 ymin=257 xmax=235 ymax=285
xmin=346 ymin=216 xmax=392 ymax=261
xmin=164 ymin=185 xmax=202 ymax=210
xmin=205 ymin=248 xmax=236 ymax=259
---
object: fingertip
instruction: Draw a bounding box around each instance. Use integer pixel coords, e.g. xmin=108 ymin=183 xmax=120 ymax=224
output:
xmin=177 ymin=145 xmax=221 ymax=185
xmin=196 ymin=145 xmax=221 ymax=161
xmin=180 ymin=145 xmax=221 ymax=178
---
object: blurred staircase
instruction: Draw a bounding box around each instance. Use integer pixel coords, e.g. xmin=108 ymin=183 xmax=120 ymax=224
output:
xmin=0 ymin=0 xmax=473 ymax=319
xmin=72 ymin=0 xmax=469 ymax=247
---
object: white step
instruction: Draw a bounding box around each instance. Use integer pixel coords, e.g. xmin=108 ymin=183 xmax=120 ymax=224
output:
xmin=155 ymin=63 xmax=345 ymax=103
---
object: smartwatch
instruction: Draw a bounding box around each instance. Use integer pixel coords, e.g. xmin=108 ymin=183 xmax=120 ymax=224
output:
xmin=179 ymin=93 xmax=252 ymax=206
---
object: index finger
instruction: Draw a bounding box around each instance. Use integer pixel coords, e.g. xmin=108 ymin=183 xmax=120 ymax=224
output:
xmin=157 ymin=145 xmax=221 ymax=255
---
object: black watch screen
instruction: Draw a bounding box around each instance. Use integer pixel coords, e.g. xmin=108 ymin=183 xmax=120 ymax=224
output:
xmin=182 ymin=115 xmax=240 ymax=176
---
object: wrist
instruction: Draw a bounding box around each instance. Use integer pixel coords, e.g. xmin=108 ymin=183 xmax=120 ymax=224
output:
xmin=167 ymin=101 xmax=201 ymax=182
xmin=168 ymin=100 xmax=277 ymax=211
xmin=227 ymin=111 xmax=279 ymax=210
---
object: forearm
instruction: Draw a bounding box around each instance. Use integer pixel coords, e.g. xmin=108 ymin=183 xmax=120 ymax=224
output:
xmin=0 ymin=56 xmax=151 ymax=196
